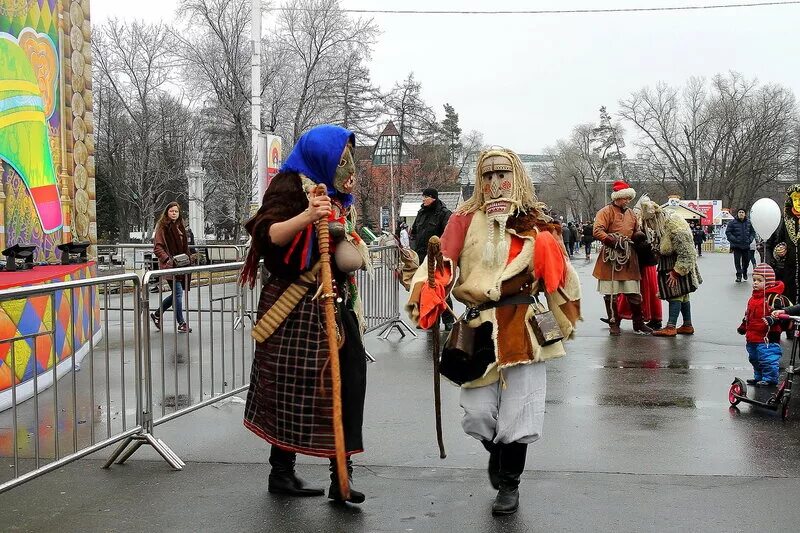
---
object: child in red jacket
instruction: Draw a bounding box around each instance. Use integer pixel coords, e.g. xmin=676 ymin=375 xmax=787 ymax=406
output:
xmin=737 ymin=264 xmax=783 ymax=386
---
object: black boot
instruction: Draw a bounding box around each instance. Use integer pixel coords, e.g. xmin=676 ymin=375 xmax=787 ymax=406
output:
xmin=328 ymin=458 xmax=365 ymax=504
xmin=492 ymin=442 xmax=528 ymax=516
xmin=646 ymin=319 xmax=662 ymax=330
xmin=267 ymin=446 xmax=324 ymax=497
xmin=481 ymin=440 xmax=501 ymax=490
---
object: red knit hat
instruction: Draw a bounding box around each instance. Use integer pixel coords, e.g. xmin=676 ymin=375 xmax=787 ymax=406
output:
xmin=753 ymin=263 xmax=776 ymax=284
xmin=610 ymin=180 xmax=636 ymax=201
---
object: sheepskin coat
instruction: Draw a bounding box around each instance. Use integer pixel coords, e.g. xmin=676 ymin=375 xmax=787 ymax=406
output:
xmin=406 ymin=210 xmax=581 ymax=387
xmin=658 ymin=212 xmax=703 ymax=289
xmin=592 ymin=203 xmax=641 ymax=282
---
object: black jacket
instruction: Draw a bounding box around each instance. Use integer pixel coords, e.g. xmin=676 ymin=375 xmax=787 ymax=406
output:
xmin=692 ymin=226 xmax=706 ymax=245
xmin=411 ymin=200 xmax=452 ymax=260
xmin=725 ymin=217 xmax=755 ymax=250
xmin=568 ymin=225 xmax=578 ymax=243
xmin=582 ymin=223 xmax=594 ymax=244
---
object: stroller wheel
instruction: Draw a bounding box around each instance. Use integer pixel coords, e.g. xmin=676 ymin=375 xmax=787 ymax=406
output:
xmin=781 ymin=396 xmax=790 ymax=421
xmin=729 ymin=378 xmax=746 ymax=406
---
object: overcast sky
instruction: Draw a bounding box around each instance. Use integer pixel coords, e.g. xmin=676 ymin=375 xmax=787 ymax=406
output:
xmin=92 ymin=0 xmax=800 ymax=154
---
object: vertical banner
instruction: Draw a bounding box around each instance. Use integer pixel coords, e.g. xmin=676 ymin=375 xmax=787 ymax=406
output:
xmin=266 ymin=134 xmax=282 ymax=189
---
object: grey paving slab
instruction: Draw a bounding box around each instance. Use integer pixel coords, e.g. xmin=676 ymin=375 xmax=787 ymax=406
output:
xmin=3 ymin=460 xmax=800 ymax=532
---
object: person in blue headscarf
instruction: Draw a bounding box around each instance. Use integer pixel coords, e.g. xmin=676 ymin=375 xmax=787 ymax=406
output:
xmin=240 ymin=125 xmax=369 ymax=505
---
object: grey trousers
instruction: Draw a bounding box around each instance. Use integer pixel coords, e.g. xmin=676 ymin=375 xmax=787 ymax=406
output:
xmin=459 ymin=362 xmax=546 ymax=445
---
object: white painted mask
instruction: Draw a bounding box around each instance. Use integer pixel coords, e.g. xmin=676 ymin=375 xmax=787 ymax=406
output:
xmin=480 ymin=154 xmax=515 ymax=219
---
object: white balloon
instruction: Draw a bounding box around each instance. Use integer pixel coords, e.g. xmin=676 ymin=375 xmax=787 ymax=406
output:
xmin=749 ymin=198 xmax=782 ymax=239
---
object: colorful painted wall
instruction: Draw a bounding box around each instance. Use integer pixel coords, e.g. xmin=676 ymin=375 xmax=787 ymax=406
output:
xmin=0 ymin=0 xmax=95 ymax=262
xmin=0 ymin=262 xmax=101 ymax=410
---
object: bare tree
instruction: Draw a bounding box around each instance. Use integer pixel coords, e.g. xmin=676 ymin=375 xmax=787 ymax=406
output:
xmin=620 ymin=72 xmax=797 ymax=206
xmin=94 ymin=71 xmax=132 ymax=240
xmin=276 ymin=0 xmax=379 ymax=142
xmin=262 ymin=33 xmax=294 ymax=134
xmin=174 ymin=0 xmax=264 ymax=240
xmin=383 ymin=72 xmax=436 ymax=147
xmin=544 ymin=116 xmax=629 ymax=221
xmin=620 ymin=77 xmax=719 ymax=200
xmin=381 ymin=72 xmax=438 ymax=214
xmin=175 ymin=0 xmax=253 ymax=145
xmin=93 ymin=19 xmax=177 ymax=240
xmin=545 ymin=139 xmax=593 ymax=222
xmin=456 ymin=129 xmax=484 ymax=184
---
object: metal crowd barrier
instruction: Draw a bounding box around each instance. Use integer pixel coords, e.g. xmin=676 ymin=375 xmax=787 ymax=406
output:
xmin=1 ymin=244 xmax=412 ymax=488
xmin=0 ymin=273 xmax=143 ymax=494
xmin=104 ymin=262 xmax=257 ymax=469
xmin=96 ymin=243 xmax=245 ymax=274
xmin=96 ymin=243 xmax=246 ymax=312
xmin=356 ymin=244 xmax=416 ymax=339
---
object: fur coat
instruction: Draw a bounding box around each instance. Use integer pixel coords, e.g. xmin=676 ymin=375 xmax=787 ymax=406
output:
xmin=406 ymin=210 xmax=581 ymax=388
xmin=658 ymin=212 xmax=702 ymax=289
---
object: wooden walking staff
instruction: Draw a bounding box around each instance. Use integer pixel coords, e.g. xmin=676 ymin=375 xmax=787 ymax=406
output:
xmin=313 ymin=184 xmax=350 ymax=499
xmin=427 ymin=236 xmax=447 ymax=459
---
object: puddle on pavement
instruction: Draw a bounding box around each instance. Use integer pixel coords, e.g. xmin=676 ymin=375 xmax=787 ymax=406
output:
xmin=548 ymin=395 xmax=714 ymax=409
xmin=592 ymin=360 xmax=750 ymax=371
xmin=162 ymin=394 xmax=192 ymax=408
xmin=598 ymin=393 xmax=697 ymax=408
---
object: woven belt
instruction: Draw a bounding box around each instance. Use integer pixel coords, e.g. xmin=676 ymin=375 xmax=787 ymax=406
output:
xmin=252 ymin=262 xmax=321 ymax=342
xmin=465 ymin=294 xmax=538 ymax=321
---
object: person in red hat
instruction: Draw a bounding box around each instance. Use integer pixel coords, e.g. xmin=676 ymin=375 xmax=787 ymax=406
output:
xmin=592 ymin=180 xmax=651 ymax=335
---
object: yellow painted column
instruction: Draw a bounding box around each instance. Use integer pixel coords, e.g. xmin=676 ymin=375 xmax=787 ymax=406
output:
xmin=60 ymin=170 xmax=71 ymax=243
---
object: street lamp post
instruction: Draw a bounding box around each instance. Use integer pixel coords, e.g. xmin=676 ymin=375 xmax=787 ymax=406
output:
xmin=389 ymin=141 xmax=395 ymax=234
xmin=250 ymin=0 xmax=262 ymax=210
xmin=696 ymin=170 xmax=700 ymax=202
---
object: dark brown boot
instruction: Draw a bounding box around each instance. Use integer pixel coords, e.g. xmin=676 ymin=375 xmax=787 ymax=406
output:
xmin=605 ymin=296 xmax=621 ymax=335
xmin=630 ymin=302 xmax=653 ymax=334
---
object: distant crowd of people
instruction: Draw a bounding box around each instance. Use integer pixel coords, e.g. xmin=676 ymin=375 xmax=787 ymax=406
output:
xmin=391 ymin=182 xmax=800 ymax=395
xmin=560 ymin=221 xmax=596 ymax=260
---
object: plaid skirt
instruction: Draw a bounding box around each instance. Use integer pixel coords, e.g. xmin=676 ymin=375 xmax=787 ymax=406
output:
xmin=243 ymin=277 xmax=367 ymax=457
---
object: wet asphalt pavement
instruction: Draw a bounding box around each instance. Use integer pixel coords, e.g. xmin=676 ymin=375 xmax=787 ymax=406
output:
xmin=3 ymin=252 xmax=800 ymax=532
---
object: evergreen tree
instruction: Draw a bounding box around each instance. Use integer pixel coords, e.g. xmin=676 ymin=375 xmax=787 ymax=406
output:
xmin=440 ymin=103 xmax=463 ymax=166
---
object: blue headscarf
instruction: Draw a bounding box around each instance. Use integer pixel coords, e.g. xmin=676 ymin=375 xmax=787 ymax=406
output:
xmin=280 ymin=124 xmax=356 ymax=207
